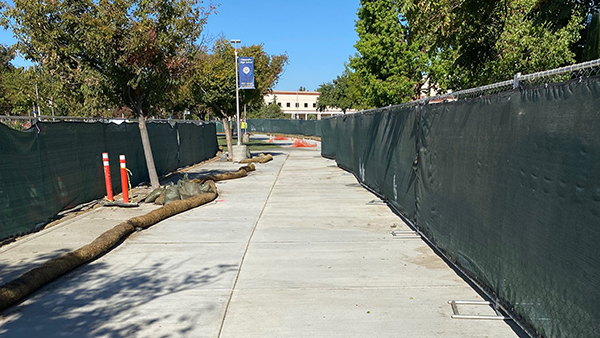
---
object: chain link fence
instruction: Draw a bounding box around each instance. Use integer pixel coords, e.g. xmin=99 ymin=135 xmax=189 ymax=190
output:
xmin=352 ymin=58 xmax=600 ymax=113
xmin=0 ymin=119 xmax=218 ymax=242
xmin=323 ymin=58 xmax=600 ymax=338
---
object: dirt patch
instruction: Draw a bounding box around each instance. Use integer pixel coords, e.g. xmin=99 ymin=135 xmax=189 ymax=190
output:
xmin=404 ymin=246 xmax=448 ymax=270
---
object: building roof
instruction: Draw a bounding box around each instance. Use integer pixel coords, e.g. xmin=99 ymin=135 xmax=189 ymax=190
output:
xmin=268 ymin=90 xmax=320 ymax=96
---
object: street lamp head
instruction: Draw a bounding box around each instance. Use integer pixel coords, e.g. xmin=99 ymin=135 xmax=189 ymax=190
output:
xmin=230 ymin=39 xmax=241 ymax=44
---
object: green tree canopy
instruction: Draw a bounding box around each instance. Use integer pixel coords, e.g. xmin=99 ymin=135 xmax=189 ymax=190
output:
xmin=0 ymin=44 xmax=16 ymax=114
xmin=190 ymin=39 xmax=288 ymax=117
xmin=0 ymin=44 xmax=15 ymax=71
xmin=4 ymin=0 xmax=215 ymax=117
xmin=248 ymin=96 xmax=285 ymax=119
xmin=2 ymin=0 xmax=216 ymax=188
xmin=349 ymin=0 xmax=598 ymax=106
xmin=350 ymin=0 xmax=429 ymax=107
xmin=435 ymin=0 xmax=587 ymax=88
xmin=316 ymin=68 xmax=364 ymax=113
xmin=188 ymin=39 xmax=288 ymax=159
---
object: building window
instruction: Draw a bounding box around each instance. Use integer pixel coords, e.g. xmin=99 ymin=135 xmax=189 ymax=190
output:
xmin=313 ymin=103 xmax=316 ymax=108
xmin=295 ymin=103 xmax=299 ymax=108
xmin=286 ymin=102 xmax=290 ymax=107
xmin=277 ymin=102 xmax=281 ymax=107
xmin=304 ymin=103 xmax=308 ymax=108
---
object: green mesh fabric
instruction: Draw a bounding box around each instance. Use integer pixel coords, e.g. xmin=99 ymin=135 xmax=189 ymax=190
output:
xmin=215 ymin=119 xmax=322 ymax=137
xmin=321 ymin=79 xmax=600 ymax=338
xmin=0 ymin=121 xmax=217 ymax=241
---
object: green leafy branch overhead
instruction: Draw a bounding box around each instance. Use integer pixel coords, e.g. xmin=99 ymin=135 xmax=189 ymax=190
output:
xmin=328 ymin=0 xmax=600 ymax=108
xmin=2 ymin=0 xmax=216 ymax=117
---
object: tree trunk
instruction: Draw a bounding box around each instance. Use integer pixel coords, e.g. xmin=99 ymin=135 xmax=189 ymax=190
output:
xmin=138 ymin=115 xmax=160 ymax=188
xmin=221 ymin=116 xmax=233 ymax=161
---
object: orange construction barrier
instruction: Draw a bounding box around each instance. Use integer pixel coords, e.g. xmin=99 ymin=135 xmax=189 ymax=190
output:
xmin=274 ymin=135 xmax=289 ymax=140
xmin=291 ymin=138 xmax=317 ymax=148
xmin=102 ymin=153 xmax=114 ymax=201
xmin=119 ymin=155 xmax=129 ymax=203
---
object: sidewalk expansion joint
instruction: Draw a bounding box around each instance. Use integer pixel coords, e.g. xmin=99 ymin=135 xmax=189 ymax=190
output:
xmin=128 ymin=241 xmax=250 ymax=245
xmin=217 ymin=153 xmax=290 ymax=338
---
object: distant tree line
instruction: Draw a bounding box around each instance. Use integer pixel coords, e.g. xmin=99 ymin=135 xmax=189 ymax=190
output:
xmin=318 ymin=0 xmax=600 ymax=111
xmin=0 ymin=1 xmax=288 ymax=120
xmin=0 ymin=0 xmax=288 ymax=184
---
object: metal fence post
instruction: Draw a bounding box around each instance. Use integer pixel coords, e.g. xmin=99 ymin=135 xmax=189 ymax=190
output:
xmin=513 ymin=73 xmax=521 ymax=89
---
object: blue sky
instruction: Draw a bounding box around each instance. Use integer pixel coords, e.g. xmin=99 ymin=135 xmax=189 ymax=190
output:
xmin=203 ymin=0 xmax=360 ymax=90
xmin=0 ymin=0 xmax=361 ymax=91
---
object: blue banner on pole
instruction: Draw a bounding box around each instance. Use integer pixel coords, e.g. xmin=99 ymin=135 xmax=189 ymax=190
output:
xmin=239 ymin=57 xmax=255 ymax=89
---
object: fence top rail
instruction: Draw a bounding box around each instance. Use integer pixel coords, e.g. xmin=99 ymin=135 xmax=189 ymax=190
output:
xmin=0 ymin=115 xmax=34 ymax=121
xmin=518 ymin=58 xmax=600 ymax=81
xmin=346 ymin=58 xmax=600 ymax=117
xmin=0 ymin=115 xmax=211 ymax=125
xmin=433 ymin=80 xmax=514 ymax=101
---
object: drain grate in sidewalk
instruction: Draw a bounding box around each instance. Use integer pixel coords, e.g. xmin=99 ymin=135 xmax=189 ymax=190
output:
xmin=391 ymin=230 xmax=421 ymax=239
xmin=448 ymin=300 xmax=511 ymax=320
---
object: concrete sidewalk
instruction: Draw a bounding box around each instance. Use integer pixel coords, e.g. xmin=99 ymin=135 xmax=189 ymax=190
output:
xmin=0 ymin=137 xmax=526 ymax=337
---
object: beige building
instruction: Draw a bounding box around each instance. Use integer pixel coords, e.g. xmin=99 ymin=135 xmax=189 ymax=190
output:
xmin=263 ymin=90 xmax=352 ymax=120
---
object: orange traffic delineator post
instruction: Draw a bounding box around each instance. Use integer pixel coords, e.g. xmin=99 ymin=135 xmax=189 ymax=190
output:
xmin=102 ymin=153 xmax=114 ymax=201
xmin=119 ymin=155 xmax=129 ymax=203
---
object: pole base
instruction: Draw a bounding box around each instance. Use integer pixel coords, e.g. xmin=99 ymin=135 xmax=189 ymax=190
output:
xmin=232 ymin=145 xmax=249 ymax=162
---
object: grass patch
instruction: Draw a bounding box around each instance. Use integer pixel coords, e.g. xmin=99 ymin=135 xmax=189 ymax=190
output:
xmin=217 ymin=135 xmax=281 ymax=152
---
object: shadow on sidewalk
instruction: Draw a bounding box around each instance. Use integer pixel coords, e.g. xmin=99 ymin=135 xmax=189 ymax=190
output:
xmin=0 ymin=259 xmax=237 ymax=337
xmin=0 ymin=249 xmax=71 ymax=285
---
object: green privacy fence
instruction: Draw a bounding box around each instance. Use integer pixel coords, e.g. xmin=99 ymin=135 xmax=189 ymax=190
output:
xmin=0 ymin=120 xmax=218 ymax=241
xmin=216 ymin=119 xmax=322 ymax=137
xmin=322 ymin=79 xmax=600 ymax=338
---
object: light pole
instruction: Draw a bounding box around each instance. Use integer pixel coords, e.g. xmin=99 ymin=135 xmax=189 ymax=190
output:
xmin=33 ymin=63 xmax=41 ymax=117
xmin=231 ymin=39 xmax=242 ymax=146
